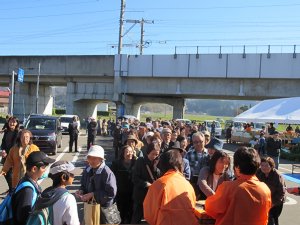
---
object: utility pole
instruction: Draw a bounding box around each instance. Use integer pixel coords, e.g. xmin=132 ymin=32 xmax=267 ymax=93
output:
xmin=36 ymin=62 xmax=41 ymax=114
xmin=118 ymin=0 xmax=126 ymax=54
xmin=117 ymin=0 xmax=153 ymax=54
xmin=140 ymin=18 xmax=144 ymax=55
xmin=126 ymin=18 xmax=154 ymax=55
xmin=10 ymin=71 xmax=15 ymax=116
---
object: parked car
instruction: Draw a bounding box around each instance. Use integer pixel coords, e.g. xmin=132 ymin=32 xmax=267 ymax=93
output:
xmin=25 ymin=115 xmax=62 ymax=155
xmin=251 ymin=122 xmax=266 ymax=131
xmin=204 ymin=120 xmax=222 ymax=138
xmin=216 ymin=117 xmax=225 ymax=123
xmin=231 ymin=121 xmax=266 ymax=144
xmin=118 ymin=115 xmax=138 ymax=121
xmin=60 ymin=115 xmax=80 ymax=134
xmin=175 ymin=119 xmax=192 ymax=125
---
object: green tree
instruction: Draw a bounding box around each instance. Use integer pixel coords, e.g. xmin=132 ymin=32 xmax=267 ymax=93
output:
xmin=239 ymin=105 xmax=249 ymax=112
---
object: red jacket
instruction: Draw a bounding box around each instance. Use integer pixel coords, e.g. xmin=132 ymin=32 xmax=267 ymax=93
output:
xmin=205 ymin=174 xmax=272 ymax=225
xmin=143 ymin=170 xmax=200 ymax=225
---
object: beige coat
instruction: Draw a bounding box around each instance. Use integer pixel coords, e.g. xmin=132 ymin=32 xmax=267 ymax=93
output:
xmin=1 ymin=144 xmax=39 ymax=188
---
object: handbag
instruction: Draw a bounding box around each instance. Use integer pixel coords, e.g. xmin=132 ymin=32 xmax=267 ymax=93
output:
xmin=100 ymin=202 xmax=121 ymax=224
xmin=84 ymin=197 xmax=100 ymax=225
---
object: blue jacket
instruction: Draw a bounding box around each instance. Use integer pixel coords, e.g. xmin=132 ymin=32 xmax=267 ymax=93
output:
xmin=12 ymin=175 xmax=41 ymax=225
xmin=183 ymin=158 xmax=191 ymax=180
xmin=80 ymin=162 xmax=117 ymax=207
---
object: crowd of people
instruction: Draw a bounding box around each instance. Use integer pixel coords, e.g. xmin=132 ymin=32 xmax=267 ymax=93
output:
xmin=0 ymin=115 xmax=300 ymax=225
xmin=225 ymin=122 xmax=295 ymax=170
xmin=109 ymin=117 xmax=293 ymax=225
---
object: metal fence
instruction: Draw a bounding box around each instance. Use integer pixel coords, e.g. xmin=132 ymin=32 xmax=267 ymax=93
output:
xmin=174 ymin=44 xmax=298 ymax=55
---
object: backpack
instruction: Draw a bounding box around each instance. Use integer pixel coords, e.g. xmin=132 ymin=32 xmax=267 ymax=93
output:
xmin=0 ymin=181 xmax=37 ymax=225
xmin=25 ymin=205 xmax=54 ymax=225
xmin=25 ymin=191 xmax=68 ymax=225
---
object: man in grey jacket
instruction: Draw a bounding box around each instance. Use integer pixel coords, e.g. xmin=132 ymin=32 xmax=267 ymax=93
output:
xmin=76 ymin=145 xmax=117 ymax=207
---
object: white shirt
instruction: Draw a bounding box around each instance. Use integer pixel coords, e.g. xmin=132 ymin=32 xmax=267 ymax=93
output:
xmin=52 ymin=193 xmax=80 ymax=225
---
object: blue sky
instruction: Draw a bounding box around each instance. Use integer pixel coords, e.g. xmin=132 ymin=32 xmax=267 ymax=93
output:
xmin=1 ymin=0 xmax=300 ymax=55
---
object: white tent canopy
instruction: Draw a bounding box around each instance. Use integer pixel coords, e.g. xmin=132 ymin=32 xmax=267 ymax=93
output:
xmin=234 ymin=97 xmax=300 ymax=124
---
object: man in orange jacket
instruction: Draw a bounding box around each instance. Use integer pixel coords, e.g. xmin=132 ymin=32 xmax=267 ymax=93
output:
xmin=205 ymin=147 xmax=272 ymax=225
xmin=143 ymin=148 xmax=201 ymax=225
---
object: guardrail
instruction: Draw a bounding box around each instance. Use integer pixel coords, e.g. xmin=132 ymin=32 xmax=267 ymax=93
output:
xmin=174 ymin=44 xmax=298 ymax=55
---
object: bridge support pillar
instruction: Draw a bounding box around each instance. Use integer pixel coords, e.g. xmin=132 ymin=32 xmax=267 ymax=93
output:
xmin=12 ymin=82 xmax=52 ymax=120
xmin=66 ymin=82 xmax=100 ymax=121
xmin=73 ymin=100 xmax=99 ymax=121
xmin=172 ymin=98 xmax=185 ymax=119
xmin=121 ymin=95 xmax=141 ymax=120
xmin=115 ymin=102 xmax=125 ymax=119
xmin=125 ymin=103 xmax=141 ymax=120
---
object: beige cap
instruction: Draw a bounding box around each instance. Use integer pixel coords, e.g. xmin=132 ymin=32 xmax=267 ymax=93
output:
xmin=162 ymin=128 xmax=172 ymax=134
xmin=203 ymin=131 xmax=210 ymax=136
xmin=127 ymin=135 xmax=138 ymax=144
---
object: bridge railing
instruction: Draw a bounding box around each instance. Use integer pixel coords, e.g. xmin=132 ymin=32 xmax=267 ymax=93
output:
xmin=174 ymin=44 xmax=298 ymax=55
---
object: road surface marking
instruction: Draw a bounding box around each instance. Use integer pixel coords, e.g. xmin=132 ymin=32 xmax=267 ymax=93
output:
xmin=284 ymin=196 xmax=297 ymax=205
xmin=279 ymin=167 xmax=292 ymax=172
xmin=38 ymin=146 xmax=69 ymax=184
xmin=71 ymin=147 xmax=82 ymax=163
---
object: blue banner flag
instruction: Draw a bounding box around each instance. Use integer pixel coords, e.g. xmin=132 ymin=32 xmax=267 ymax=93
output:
xmin=18 ymin=68 xmax=24 ymax=82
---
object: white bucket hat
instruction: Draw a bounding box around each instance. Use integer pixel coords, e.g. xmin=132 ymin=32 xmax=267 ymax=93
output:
xmin=87 ymin=145 xmax=105 ymax=159
xmin=146 ymin=131 xmax=154 ymax=137
xmin=49 ymin=161 xmax=75 ymax=175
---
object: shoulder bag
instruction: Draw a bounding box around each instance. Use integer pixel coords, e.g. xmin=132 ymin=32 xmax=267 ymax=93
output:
xmin=146 ymin=164 xmax=155 ymax=183
xmin=100 ymin=202 xmax=121 ymax=224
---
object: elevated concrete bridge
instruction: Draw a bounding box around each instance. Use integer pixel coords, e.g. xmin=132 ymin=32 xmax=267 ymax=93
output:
xmin=1 ymin=53 xmax=300 ymax=120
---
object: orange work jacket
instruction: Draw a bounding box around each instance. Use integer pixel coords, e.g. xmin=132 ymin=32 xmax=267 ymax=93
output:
xmin=143 ymin=170 xmax=200 ymax=225
xmin=205 ymin=174 xmax=272 ymax=225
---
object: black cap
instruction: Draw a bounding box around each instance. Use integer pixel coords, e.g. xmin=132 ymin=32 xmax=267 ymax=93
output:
xmin=139 ymin=122 xmax=146 ymax=127
xmin=167 ymin=141 xmax=185 ymax=153
xmin=205 ymin=138 xmax=224 ymax=150
xmin=26 ymin=151 xmax=55 ymax=166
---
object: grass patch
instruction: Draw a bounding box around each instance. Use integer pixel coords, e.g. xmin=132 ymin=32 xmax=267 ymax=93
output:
xmin=140 ymin=113 xmax=232 ymax=126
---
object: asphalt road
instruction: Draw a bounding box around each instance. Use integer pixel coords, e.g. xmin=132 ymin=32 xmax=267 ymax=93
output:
xmin=0 ymin=132 xmax=299 ymax=224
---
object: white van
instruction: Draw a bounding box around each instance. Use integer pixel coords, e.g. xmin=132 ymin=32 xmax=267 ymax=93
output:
xmin=232 ymin=121 xmax=246 ymax=132
xmin=232 ymin=121 xmax=265 ymax=132
xmin=176 ymin=119 xmax=192 ymax=125
xmin=251 ymin=122 xmax=266 ymax=131
xmin=204 ymin=120 xmax=222 ymax=138
xmin=60 ymin=115 xmax=80 ymax=134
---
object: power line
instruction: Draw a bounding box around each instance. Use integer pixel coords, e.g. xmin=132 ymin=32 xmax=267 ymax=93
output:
xmin=0 ymin=19 xmax=118 ymax=43
xmin=124 ymin=19 xmax=154 ymax=54
xmin=0 ymin=0 xmax=97 ymax=11
xmin=127 ymin=3 xmax=300 ymax=11
xmin=0 ymin=9 xmax=120 ymax=20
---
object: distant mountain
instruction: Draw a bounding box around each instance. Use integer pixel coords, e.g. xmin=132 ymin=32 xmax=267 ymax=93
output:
xmin=52 ymin=87 xmax=66 ymax=108
xmin=185 ymin=99 xmax=258 ymax=116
